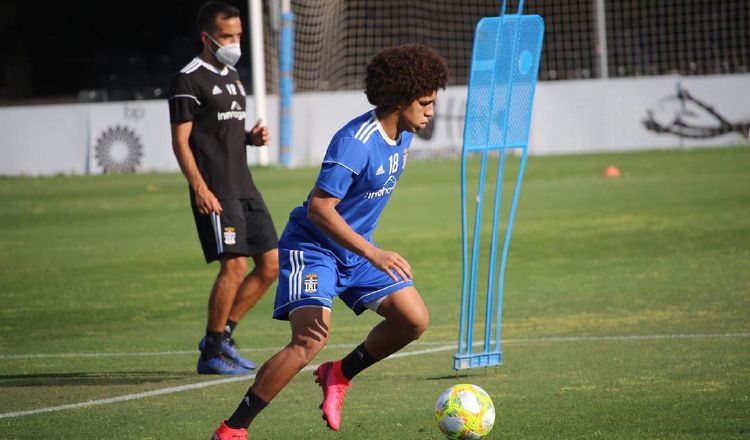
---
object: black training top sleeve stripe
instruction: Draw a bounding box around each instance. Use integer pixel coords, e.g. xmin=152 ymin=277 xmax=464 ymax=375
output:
xmin=167 ymin=73 xmax=199 ymax=124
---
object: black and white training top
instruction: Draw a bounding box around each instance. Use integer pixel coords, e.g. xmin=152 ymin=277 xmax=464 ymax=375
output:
xmin=168 ymin=56 xmax=259 ymax=200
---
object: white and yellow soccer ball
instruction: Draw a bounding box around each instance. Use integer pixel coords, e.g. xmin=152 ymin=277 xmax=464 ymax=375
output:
xmin=435 ymin=384 xmax=495 ymax=439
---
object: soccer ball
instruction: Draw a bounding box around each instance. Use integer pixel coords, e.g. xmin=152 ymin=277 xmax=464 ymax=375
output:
xmin=435 ymin=384 xmax=495 ymax=439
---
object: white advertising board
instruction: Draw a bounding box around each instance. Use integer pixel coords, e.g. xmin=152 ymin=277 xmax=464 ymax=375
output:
xmin=0 ymin=74 xmax=747 ymax=176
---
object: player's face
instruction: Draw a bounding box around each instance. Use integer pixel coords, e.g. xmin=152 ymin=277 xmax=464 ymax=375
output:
xmin=399 ymin=91 xmax=437 ymax=133
xmin=202 ymin=15 xmax=243 ymax=49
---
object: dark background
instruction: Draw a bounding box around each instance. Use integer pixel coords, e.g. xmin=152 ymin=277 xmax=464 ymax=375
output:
xmin=1 ymin=0 xmax=747 ymax=104
xmin=0 ymin=0 xmax=253 ymax=104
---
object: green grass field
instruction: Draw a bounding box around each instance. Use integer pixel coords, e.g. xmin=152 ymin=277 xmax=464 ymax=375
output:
xmin=1 ymin=147 xmax=748 ymax=439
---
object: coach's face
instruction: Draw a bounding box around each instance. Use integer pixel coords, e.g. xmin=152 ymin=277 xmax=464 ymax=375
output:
xmin=399 ymin=91 xmax=437 ymax=133
xmin=201 ymin=15 xmax=243 ymax=51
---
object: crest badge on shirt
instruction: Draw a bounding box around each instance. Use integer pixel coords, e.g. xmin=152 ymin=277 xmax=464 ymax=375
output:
xmin=223 ymin=227 xmax=236 ymax=245
xmin=304 ymin=273 xmax=319 ymax=293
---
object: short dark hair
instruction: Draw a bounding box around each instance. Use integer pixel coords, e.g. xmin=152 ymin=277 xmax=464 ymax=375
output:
xmin=364 ymin=44 xmax=449 ymax=112
xmin=197 ymin=1 xmax=241 ymax=34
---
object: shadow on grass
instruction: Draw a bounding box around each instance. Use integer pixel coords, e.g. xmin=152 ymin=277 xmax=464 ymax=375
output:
xmin=425 ymin=368 xmax=505 ymax=381
xmin=0 ymin=370 xmax=197 ymax=387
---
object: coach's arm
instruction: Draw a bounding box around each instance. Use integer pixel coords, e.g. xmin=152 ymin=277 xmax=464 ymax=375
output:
xmin=170 ymin=122 xmax=222 ymax=215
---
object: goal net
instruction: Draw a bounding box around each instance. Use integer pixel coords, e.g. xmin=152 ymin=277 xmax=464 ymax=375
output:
xmin=261 ymin=0 xmax=748 ymax=92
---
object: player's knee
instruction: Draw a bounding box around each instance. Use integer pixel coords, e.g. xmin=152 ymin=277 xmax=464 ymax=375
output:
xmin=222 ymin=256 xmax=248 ymax=280
xmin=258 ymin=258 xmax=279 ymax=284
xmin=292 ymin=333 xmax=328 ymax=364
xmin=406 ymin=310 xmax=430 ymax=341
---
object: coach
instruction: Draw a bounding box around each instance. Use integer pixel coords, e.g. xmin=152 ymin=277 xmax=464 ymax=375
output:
xmin=167 ymin=1 xmax=278 ymax=375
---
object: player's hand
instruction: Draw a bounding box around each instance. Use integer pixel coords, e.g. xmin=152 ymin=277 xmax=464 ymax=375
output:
xmin=367 ymin=248 xmax=412 ymax=282
xmin=195 ymin=188 xmax=222 ymax=215
xmin=247 ymin=118 xmax=270 ymax=146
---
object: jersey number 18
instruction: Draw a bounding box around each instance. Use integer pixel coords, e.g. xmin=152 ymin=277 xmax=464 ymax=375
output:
xmin=388 ymin=153 xmax=399 ymax=174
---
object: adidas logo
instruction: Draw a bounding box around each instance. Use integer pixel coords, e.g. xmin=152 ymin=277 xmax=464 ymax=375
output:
xmin=375 ymin=164 xmax=385 ymax=175
xmin=212 ymin=85 xmax=222 ymax=95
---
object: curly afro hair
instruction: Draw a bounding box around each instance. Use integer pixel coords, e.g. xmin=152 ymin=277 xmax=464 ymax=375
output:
xmin=365 ymin=44 xmax=448 ymax=112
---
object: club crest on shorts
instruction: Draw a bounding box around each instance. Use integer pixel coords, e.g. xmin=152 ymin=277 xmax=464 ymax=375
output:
xmin=223 ymin=227 xmax=236 ymax=245
xmin=304 ymin=273 xmax=318 ymax=293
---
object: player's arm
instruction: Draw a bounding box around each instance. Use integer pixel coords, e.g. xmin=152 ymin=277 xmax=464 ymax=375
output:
xmin=307 ymin=187 xmax=412 ymax=281
xmin=170 ymin=122 xmax=222 ymax=214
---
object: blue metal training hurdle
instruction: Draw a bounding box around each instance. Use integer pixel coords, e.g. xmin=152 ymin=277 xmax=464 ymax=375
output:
xmin=454 ymin=1 xmax=544 ymax=370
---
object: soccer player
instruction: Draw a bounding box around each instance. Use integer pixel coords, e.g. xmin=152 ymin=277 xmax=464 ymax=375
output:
xmin=211 ymin=43 xmax=448 ymax=439
xmin=168 ymin=1 xmax=279 ymax=375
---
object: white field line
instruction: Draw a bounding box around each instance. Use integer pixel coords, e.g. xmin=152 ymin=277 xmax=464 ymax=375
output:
xmin=0 ymin=332 xmax=748 ymax=419
xmin=2 ymin=332 xmax=748 ymax=361
xmin=0 ymin=372 xmax=258 ymax=420
xmin=0 ymin=342 xmax=449 ymax=361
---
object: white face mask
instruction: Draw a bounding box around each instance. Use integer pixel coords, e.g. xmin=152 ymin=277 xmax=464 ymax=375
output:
xmin=208 ymin=35 xmax=241 ymax=67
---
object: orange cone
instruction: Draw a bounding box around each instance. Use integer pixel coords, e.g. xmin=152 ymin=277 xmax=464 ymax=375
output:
xmin=603 ymin=166 xmax=621 ymax=178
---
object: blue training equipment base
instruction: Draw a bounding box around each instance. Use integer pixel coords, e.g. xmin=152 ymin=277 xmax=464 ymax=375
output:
xmin=454 ymin=12 xmax=544 ymax=370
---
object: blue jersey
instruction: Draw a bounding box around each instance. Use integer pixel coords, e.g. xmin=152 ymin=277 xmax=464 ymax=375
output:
xmin=281 ymin=110 xmax=413 ymax=267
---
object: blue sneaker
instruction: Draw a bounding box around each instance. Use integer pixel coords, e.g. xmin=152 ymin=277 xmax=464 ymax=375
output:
xmin=196 ymin=353 xmax=251 ymax=375
xmin=199 ymin=338 xmax=256 ymax=370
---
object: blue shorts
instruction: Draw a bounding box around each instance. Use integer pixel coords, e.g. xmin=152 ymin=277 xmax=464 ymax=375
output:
xmin=273 ymin=246 xmax=414 ymax=320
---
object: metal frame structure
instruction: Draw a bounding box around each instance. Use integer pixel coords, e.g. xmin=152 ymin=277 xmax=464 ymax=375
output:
xmin=455 ymin=0 xmax=544 ymax=370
